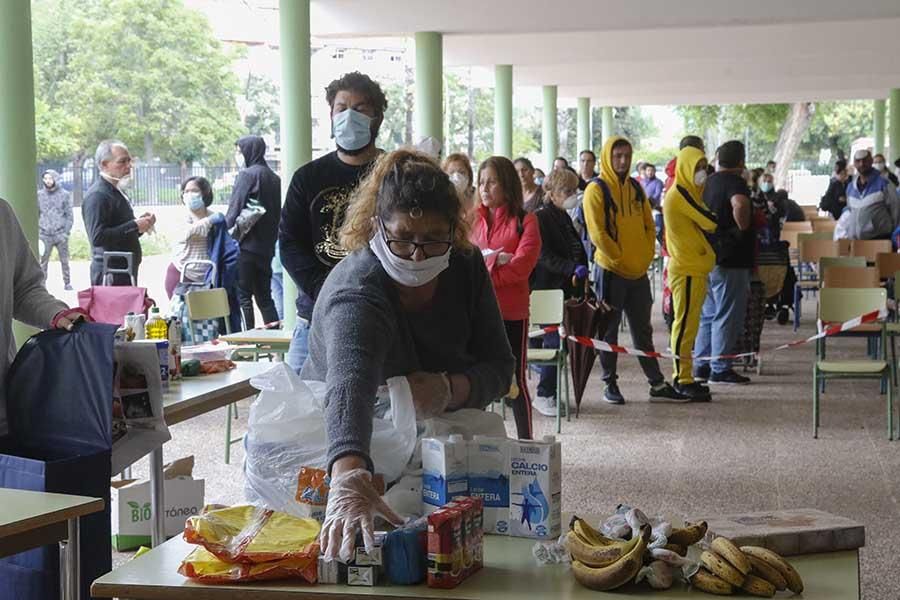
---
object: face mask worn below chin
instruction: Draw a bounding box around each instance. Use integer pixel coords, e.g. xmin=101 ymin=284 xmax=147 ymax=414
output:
xmin=369 ymin=224 xmax=451 ymax=288
xmin=183 ymin=192 xmax=205 ymax=211
xmin=333 ymin=108 xmax=373 ymax=152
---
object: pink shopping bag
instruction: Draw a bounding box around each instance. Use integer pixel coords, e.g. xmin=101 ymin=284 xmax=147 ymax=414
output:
xmin=77 ymin=286 xmax=155 ymax=325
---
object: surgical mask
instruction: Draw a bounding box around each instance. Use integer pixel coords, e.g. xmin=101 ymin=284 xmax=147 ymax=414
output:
xmin=183 ymin=192 xmax=205 ymax=211
xmin=874 ymin=162 xmax=885 ymax=171
xmin=106 ymin=173 xmax=132 ymax=190
xmin=562 ymin=192 xmax=580 ymax=210
xmin=234 ymin=152 xmax=245 ymax=168
xmin=534 ymin=176 xmax=545 ymax=186
xmin=333 ymin=108 xmax=373 ymax=151
xmin=759 ymin=182 xmax=773 ymax=193
xmin=693 ymin=170 xmax=707 ymax=186
xmin=369 ymin=223 xmax=451 ymax=288
xmin=449 ymin=171 xmax=469 ymax=191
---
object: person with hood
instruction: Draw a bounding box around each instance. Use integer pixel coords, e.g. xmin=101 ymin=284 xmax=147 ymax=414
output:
xmin=583 ymin=136 xmax=684 ymax=404
xmin=37 ymin=170 xmax=74 ymax=289
xmin=845 ymin=149 xmax=900 ymax=240
xmin=82 ymin=140 xmax=155 ymax=285
xmin=279 ymin=72 xmax=387 ymax=373
xmin=663 ymin=146 xmax=716 ymax=401
xmin=819 ymin=160 xmax=849 ymax=219
xmin=226 ymin=135 xmax=281 ymax=329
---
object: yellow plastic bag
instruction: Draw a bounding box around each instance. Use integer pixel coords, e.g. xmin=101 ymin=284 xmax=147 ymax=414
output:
xmin=184 ymin=504 xmax=320 ymax=563
xmin=178 ymin=546 xmax=318 ymax=584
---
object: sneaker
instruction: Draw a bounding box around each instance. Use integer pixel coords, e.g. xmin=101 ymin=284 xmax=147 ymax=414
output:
xmin=603 ymin=382 xmax=625 ymax=404
xmin=693 ymin=364 xmax=710 ymax=383
xmin=674 ymin=382 xmax=712 ymax=402
xmin=532 ymin=395 xmax=558 ymax=417
xmin=64 ymin=284 xmax=73 ymax=291
xmin=648 ymin=382 xmax=690 ymax=403
xmin=708 ymin=370 xmax=751 ymax=385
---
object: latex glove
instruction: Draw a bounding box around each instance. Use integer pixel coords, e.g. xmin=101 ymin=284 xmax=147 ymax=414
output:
xmin=406 ymin=371 xmax=451 ymax=419
xmin=50 ymin=308 xmax=91 ymax=331
xmin=497 ymin=252 xmax=513 ymax=265
xmin=573 ymin=265 xmax=589 ymax=280
xmin=320 ymin=468 xmax=404 ymax=562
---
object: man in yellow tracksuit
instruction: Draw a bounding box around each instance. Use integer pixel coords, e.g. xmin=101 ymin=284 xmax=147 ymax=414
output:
xmin=584 ymin=136 xmax=684 ymax=404
xmin=662 ymin=146 xmax=717 ymax=401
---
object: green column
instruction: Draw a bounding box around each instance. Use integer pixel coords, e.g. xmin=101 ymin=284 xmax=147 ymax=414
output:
xmin=542 ymin=85 xmax=558 ymax=171
xmin=1 ymin=0 xmax=39 ymax=345
xmin=415 ymin=32 xmax=443 ymax=143
xmin=874 ymin=99 xmax=886 ymax=156
xmin=278 ymin=0 xmax=311 ymax=330
xmin=890 ymin=89 xmax=900 ymax=164
xmin=577 ymin=97 xmax=591 ymax=154
xmin=494 ymin=65 xmax=513 ymax=158
xmin=601 ymin=106 xmax=614 ymax=145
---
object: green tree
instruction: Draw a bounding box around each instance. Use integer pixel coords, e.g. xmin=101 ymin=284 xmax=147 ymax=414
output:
xmin=512 ymin=107 xmax=541 ymax=164
xmin=590 ymin=106 xmax=658 ymax=154
xmin=242 ymin=73 xmax=281 ymax=140
xmin=800 ymin=100 xmax=873 ymax=163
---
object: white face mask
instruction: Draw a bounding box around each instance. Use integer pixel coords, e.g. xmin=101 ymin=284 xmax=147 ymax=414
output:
xmin=448 ymin=171 xmax=469 ymax=192
xmin=873 ymin=162 xmax=885 ymax=171
xmin=183 ymin=192 xmax=205 ymax=211
xmin=562 ymin=192 xmax=580 ymax=210
xmin=106 ymin=173 xmax=132 ymax=190
xmin=235 ymin=151 xmax=245 ymax=168
xmin=369 ymin=223 xmax=451 ymax=288
xmin=694 ymin=170 xmax=708 ymax=186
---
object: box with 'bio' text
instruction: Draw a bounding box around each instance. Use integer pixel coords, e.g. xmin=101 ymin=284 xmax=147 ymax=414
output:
xmin=110 ymin=475 xmax=204 ymax=550
xmin=508 ymin=436 xmax=561 ymax=540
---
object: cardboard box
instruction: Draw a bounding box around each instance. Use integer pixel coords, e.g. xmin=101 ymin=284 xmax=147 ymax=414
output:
xmin=111 ymin=472 xmax=204 ymax=551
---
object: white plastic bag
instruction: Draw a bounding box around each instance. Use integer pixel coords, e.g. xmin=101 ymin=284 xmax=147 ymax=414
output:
xmin=243 ymin=364 xmax=417 ymax=516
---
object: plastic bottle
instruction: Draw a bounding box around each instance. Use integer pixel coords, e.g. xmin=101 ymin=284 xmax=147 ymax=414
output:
xmin=168 ymin=318 xmax=182 ymax=379
xmin=145 ymin=307 xmax=169 ymax=340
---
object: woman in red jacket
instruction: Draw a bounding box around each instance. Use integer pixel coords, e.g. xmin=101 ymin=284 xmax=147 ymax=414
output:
xmin=471 ymin=156 xmax=542 ymax=439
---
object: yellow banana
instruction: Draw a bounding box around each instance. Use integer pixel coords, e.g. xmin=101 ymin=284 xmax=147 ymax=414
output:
xmin=570 ymin=525 xmax=649 ymax=591
xmin=691 ymin=568 xmax=734 ymax=595
xmin=747 ymin=555 xmax=787 ymax=591
xmin=700 ymin=550 xmax=745 ymax=587
xmin=710 ymin=537 xmax=751 ymax=575
xmin=740 ymin=546 xmax=803 ymax=594
xmin=668 ymin=520 xmax=708 ymax=547
xmin=564 ymin=530 xmax=640 ymax=568
xmin=740 ymin=573 xmax=776 ymax=597
xmin=570 ymin=515 xmax=621 ymax=547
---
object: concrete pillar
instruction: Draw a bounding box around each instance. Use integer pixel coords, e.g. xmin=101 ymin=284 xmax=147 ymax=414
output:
xmin=874 ymin=98 xmax=886 ymax=156
xmin=0 ymin=0 xmax=39 ymax=344
xmin=601 ymin=106 xmax=614 ymax=145
xmin=494 ymin=65 xmax=513 ymax=158
xmin=542 ymin=85 xmax=558 ymax=172
xmin=414 ymin=32 xmax=443 ymax=144
xmin=577 ymin=97 xmax=591 ymax=155
xmin=890 ymin=89 xmax=900 ymax=164
xmin=278 ymin=0 xmax=312 ymax=330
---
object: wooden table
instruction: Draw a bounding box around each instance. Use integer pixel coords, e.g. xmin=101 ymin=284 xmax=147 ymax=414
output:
xmin=148 ymin=362 xmax=274 ymax=547
xmin=92 ymin=531 xmax=860 ymax=599
xmin=219 ymin=328 xmax=293 ymax=360
xmin=0 ymin=488 xmax=104 ymax=600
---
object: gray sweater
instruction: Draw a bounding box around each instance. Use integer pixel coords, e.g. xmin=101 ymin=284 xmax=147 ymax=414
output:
xmin=301 ymin=247 xmax=514 ymax=473
xmin=0 ymin=198 xmax=68 ymax=436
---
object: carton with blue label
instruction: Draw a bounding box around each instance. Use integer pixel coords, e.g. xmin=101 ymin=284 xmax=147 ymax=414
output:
xmin=508 ymin=436 xmax=561 ymax=540
xmin=422 ymin=434 xmax=468 ymax=513
xmin=467 ymin=436 xmax=510 ymax=534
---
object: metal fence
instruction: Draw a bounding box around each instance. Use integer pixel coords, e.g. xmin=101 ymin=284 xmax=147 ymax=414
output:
xmin=36 ymin=160 xmax=282 ymax=207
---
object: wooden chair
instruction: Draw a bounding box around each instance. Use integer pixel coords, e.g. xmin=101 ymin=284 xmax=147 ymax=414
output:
xmin=526 ymin=290 xmax=570 ymax=434
xmin=793 ymin=239 xmax=840 ymax=330
xmin=812 ymin=219 xmax=837 ymax=234
xmin=782 ymin=221 xmax=813 ymax=233
xmin=802 ymin=206 xmax=820 ymax=219
xmin=850 ymin=239 xmax=893 ymax=264
xmin=822 ymin=266 xmax=881 ymax=289
xmin=813 ymin=288 xmax=892 ymax=439
xmin=875 ymin=253 xmax=900 ymax=280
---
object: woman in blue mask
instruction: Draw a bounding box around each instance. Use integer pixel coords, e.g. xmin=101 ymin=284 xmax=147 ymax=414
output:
xmin=165 ymin=177 xmax=218 ymax=299
xmin=303 ymin=149 xmax=515 ymax=563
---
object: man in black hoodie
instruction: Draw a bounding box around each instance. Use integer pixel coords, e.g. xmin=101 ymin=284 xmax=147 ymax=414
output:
xmin=226 ymin=135 xmax=281 ymax=329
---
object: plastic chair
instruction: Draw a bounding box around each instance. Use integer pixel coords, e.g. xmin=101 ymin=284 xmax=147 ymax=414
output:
xmin=526 ymin=290 xmax=570 ymax=434
xmin=875 ymin=253 xmax=900 ymax=281
xmin=185 ymin=288 xmax=244 ymax=464
xmin=793 ymin=239 xmax=840 ymax=330
xmin=814 ymin=288 xmax=892 ymax=439
xmin=102 ymin=251 xmax=136 ymax=285
xmin=851 ymin=239 xmax=893 ymax=264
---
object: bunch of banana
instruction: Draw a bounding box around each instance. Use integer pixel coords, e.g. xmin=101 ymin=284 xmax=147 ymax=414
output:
xmin=565 ymin=516 xmax=646 ymax=568
xmin=741 ymin=546 xmax=804 ymax=594
xmin=690 ymin=536 xmax=804 ymax=597
xmin=570 ymin=524 xmax=650 ymax=591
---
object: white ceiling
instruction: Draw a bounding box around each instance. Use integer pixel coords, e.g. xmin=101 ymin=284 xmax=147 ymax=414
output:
xmin=309 ymin=0 xmax=900 ymax=105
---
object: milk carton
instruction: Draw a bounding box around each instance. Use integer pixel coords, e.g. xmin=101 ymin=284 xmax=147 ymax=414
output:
xmin=422 ymin=434 xmax=468 ymax=513
xmin=466 ymin=436 xmax=510 ymax=534
xmin=508 ymin=435 xmax=561 ymax=539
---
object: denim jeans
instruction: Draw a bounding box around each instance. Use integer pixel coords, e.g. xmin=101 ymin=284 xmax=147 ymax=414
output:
xmin=528 ymin=327 xmax=559 ymax=399
xmin=271 ymin=271 xmax=284 ymax=321
xmin=286 ymin=319 xmax=310 ymax=375
xmin=694 ymin=266 xmax=751 ymax=374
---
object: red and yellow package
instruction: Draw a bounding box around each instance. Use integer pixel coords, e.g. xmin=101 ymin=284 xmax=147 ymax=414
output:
xmin=183 ymin=504 xmax=320 ymax=564
xmin=178 ymin=546 xmax=318 ymax=584
xmin=294 ymin=467 xmax=329 ymax=521
xmin=427 ymin=506 xmax=463 ymax=589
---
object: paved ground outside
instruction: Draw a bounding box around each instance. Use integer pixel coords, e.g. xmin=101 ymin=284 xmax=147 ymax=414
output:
xmin=41 ymin=247 xmax=897 ymax=598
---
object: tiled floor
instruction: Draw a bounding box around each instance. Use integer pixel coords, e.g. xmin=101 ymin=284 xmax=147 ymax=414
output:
xmin=116 ymin=290 xmax=899 ymax=598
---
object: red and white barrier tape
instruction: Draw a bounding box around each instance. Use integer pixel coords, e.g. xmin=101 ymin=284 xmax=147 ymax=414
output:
xmin=529 ymin=308 xmax=888 ymax=361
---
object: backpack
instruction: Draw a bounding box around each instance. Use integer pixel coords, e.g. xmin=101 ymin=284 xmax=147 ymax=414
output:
xmin=588 ymin=176 xmax=647 ymax=243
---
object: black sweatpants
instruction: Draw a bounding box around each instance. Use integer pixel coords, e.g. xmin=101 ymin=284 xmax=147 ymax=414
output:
xmin=237 ymin=250 xmax=279 ymax=329
xmin=504 ymin=319 xmax=533 ymax=440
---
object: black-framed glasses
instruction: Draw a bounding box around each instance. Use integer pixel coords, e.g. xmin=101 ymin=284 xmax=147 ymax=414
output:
xmin=380 ymin=218 xmax=453 ymax=259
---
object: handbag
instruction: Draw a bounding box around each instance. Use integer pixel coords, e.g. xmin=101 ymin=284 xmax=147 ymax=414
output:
xmin=77 ymin=286 xmax=154 ymax=325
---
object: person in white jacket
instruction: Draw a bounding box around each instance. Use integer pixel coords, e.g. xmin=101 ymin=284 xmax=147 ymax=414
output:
xmin=0 ymin=198 xmax=85 ymax=437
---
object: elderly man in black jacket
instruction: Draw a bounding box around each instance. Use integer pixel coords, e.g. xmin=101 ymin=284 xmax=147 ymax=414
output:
xmin=226 ymin=135 xmax=281 ymax=329
xmin=82 ymin=140 xmax=155 ymax=285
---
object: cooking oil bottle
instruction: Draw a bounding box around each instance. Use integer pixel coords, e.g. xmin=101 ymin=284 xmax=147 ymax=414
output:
xmin=145 ymin=307 xmax=169 ymax=340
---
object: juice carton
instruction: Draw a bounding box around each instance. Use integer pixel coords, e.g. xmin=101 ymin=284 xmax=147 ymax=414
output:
xmin=450 ymin=496 xmax=484 ymax=574
xmin=467 ymin=435 xmax=510 ymax=534
xmin=426 ymin=506 xmax=463 ymax=589
xmin=508 ymin=436 xmax=562 ymax=540
xmin=422 ymin=434 xmax=468 ymax=513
